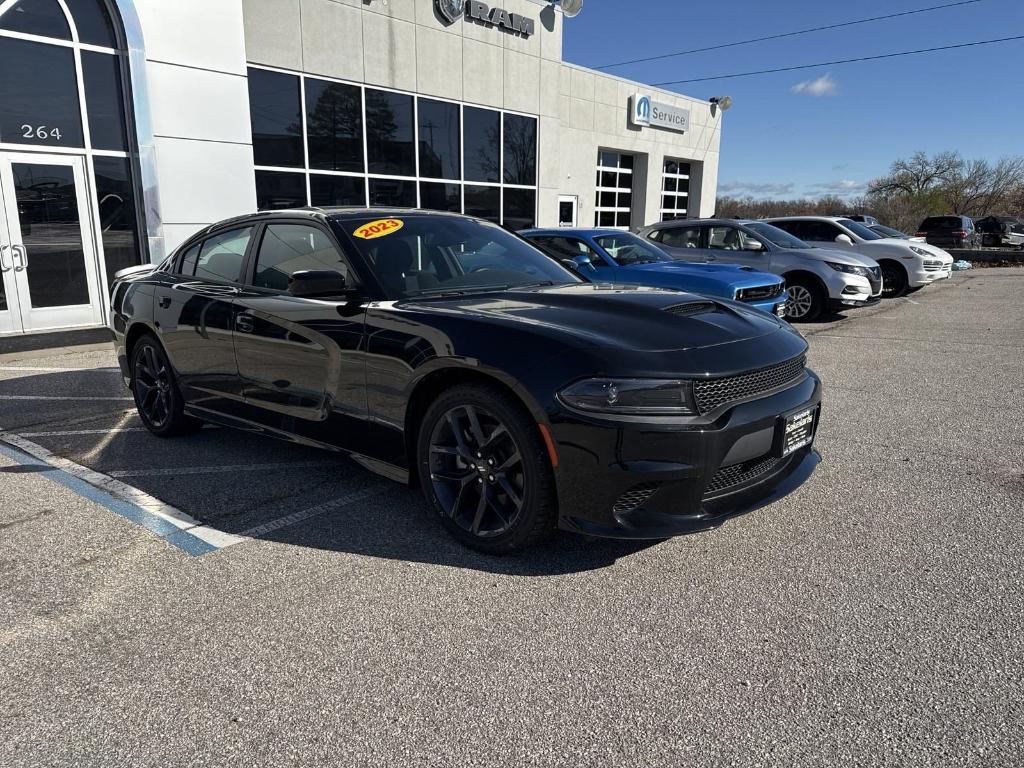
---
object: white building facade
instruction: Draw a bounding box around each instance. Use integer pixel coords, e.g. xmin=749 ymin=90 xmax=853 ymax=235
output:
xmin=0 ymin=0 xmax=722 ymax=337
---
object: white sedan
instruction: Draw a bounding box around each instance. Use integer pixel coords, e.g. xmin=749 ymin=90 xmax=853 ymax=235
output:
xmin=766 ymin=216 xmax=953 ymax=297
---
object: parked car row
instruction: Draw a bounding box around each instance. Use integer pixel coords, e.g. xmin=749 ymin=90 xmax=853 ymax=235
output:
xmin=841 ymin=212 xmax=1024 ymax=250
xmin=523 ymin=215 xmax=951 ymax=323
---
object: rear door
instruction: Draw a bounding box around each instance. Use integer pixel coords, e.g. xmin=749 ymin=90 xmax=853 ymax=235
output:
xmin=232 ymin=220 xmax=368 ymax=450
xmin=153 ymin=226 xmax=253 ymax=412
xmin=704 ymin=225 xmax=771 ymax=267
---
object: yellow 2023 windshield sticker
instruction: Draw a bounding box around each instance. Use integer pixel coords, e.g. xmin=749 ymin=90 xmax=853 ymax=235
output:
xmin=354 ymin=218 xmax=404 ymax=240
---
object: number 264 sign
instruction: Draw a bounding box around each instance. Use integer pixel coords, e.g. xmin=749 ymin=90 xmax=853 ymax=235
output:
xmin=21 ymin=125 xmax=63 ymax=142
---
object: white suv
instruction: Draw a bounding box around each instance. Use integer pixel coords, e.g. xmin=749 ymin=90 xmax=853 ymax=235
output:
xmin=766 ymin=216 xmax=953 ymax=297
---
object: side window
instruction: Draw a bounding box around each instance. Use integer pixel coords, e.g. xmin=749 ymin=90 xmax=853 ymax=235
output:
xmin=193 ymin=227 xmax=252 ymax=283
xmin=178 ymin=243 xmax=200 ymax=275
xmin=707 ymin=226 xmax=742 ymax=251
xmin=660 ymin=227 xmax=702 ymax=248
xmin=532 ymin=237 xmax=601 ymax=263
xmin=253 ymin=224 xmax=352 ymax=291
xmin=771 ymin=220 xmax=802 ymax=239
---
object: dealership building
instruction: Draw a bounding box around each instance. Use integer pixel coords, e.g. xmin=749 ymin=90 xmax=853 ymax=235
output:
xmin=0 ymin=0 xmax=723 ymax=337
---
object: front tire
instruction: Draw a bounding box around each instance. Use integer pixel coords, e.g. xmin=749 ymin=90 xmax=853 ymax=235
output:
xmin=130 ymin=334 xmax=200 ymax=437
xmin=785 ymin=277 xmax=824 ymax=322
xmin=879 ymin=261 xmax=908 ymax=298
xmin=417 ymin=384 xmax=557 ymax=554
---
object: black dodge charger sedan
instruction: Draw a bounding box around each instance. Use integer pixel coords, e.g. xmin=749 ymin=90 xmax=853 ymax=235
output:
xmin=110 ymin=208 xmax=821 ymax=553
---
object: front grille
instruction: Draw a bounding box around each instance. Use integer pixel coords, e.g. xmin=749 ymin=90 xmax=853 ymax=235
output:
xmin=692 ymin=355 xmax=807 ymax=416
xmin=736 ymin=283 xmax=785 ymax=302
xmin=664 ymin=301 xmax=715 ymax=317
xmin=704 ymin=454 xmax=786 ymax=498
xmin=612 ymin=482 xmax=660 ymax=514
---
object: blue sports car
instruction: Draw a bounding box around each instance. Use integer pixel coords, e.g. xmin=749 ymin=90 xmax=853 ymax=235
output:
xmin=520 ymin=228 xmax=788 ymax=317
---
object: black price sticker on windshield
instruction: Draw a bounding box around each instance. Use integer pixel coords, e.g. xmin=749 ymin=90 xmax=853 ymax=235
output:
xmin=354 ymin=218 xmax=404 ymax=240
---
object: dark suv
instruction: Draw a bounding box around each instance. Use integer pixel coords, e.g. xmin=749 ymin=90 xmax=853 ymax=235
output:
xmin=916 ymin=215 xmax=979 ymax=249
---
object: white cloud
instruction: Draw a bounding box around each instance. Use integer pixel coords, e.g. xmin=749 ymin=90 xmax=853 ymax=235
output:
xmin=718 ymin=181 xmax=796 ymax=198
xmin=807 ymin=179 xmax=866 ymax=195
xmin=791 ymin=73 xmax=838 ymax=97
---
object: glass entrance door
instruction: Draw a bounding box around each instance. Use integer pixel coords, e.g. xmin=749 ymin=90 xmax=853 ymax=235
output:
xmin=0 ymin=153 xmax=104 ymax=335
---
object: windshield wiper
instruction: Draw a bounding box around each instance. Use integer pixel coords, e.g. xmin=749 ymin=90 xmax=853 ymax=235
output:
xmin=412 ymin=284 xmax=514 ymax=298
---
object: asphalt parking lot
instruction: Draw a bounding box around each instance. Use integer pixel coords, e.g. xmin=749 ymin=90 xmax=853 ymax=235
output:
xmin=2 ymin=268 xmax=1023 ymax=767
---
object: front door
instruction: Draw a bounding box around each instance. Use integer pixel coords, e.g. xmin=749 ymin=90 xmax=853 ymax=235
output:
xmin=0 ymin=153 xmax=104 ymax=335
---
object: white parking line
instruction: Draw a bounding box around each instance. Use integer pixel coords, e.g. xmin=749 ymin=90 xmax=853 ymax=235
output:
xmin=0 ymin=395 xmax=133 ymax=401
xmin=19 ymin=428 xmax=149 ymax=437
xmin=0 ymin=366 xmax=120 ymax=372
xmin=109 ymin=460 xmax=341 ymax=478
xmin=231 ymin=484 xmax=394 ymax=541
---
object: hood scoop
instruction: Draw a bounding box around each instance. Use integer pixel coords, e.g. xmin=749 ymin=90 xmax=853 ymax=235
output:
xmin=664 ymin=301 xmax=716 ymax=317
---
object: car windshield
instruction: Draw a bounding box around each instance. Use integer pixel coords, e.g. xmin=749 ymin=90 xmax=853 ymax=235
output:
xmin=838 ymin=219 xmax=884 ymax=240
xmin=744 ymin=222 xmax=811 ymax=249
xmin=871 ymin=224 xmax=908 ymax=239
xmin=592 ymin=232 xmax=673 ymax=265
xmin=340 ymin=214 xmax=580 ymax=299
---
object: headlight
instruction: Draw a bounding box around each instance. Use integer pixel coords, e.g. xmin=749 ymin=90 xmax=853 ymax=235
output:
xmin=826 ymin=261 xmax=869 ymax=276
xmin=559 ymin=378 xmax=695 ymax=415
xmin=909 ymin=246 xmax=932 ymax=257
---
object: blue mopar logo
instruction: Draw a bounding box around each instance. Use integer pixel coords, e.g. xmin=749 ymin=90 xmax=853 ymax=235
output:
xmin=635 ymin=95 xmax=651 ymax=123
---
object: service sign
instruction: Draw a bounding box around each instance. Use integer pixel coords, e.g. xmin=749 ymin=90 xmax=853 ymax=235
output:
xmin=630 ymin=93 xmax=689 ymax=134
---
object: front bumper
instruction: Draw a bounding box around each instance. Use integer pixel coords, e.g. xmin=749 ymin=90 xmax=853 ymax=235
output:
xmin=910 ymin=264 xmax=953 ymax=286
xmin=824 ymin=272 xmax=876 ymax=305
xmin=550 ymin=371 xmax=822 ymax=538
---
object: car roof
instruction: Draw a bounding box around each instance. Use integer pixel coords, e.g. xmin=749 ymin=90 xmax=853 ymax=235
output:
xmin=519 ymin=228 xmax=625 ymax=237
xmin=763 ymin=215 xmax=848 ymax=222
xmin=645 ymin=218 xmax=754 ymax=228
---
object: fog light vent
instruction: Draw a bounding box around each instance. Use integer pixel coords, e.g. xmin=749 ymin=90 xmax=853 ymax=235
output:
xmin=612 ymin=482 xmax=659 ymax=514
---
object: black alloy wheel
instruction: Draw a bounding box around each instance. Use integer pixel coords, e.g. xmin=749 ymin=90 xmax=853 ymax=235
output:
xmin=879 ymin=261 xmax=908 ymax=298
xmin=784 ymin=277 xmax=823 ymax=322
xmin=418 ymin=385 xmax=556 ymax=553
xmin=131 ymin=335 xmax=199 ymax=437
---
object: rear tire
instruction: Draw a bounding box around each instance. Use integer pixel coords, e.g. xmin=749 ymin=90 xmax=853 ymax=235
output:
xmin=417 ymin=384 xmax=557 ymax=554
xmin=130 ymin=334 xmax=201 ymax=437
xmin=879 ymin=261 xmax=908 ymax=298
xmin=784 ymin=277 xmax=824 ymax=322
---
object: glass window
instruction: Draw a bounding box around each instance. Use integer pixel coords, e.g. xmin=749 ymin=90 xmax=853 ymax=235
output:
xmin=305 ymin=78 xmax=363 ymax=173
xmin=368 ymin=177 xmax=415 ymax=207
xmin=82 ymin=51 xmax=127 ymax=151
xmin=660 ymin=227 xmax=702 ymax=249
xmin=343 ymin=214 xmax=577 ymax=299
xmin=253 ymin=224 xmax=351 ymax=291
xmin=310 ymin=174 xmax=366 ymax=207
xmin=593 ymin=233 xmax=672 ymax=266
xmin=836 ymin=219 xmax=882 ymax=240
xmin=793 ymin=220 xmax=842 ymax=242
xmin=247 ymin=68 xmax=303 ymax=168
xmin=194 ymin=227 xmax=252 ymax=283
xmin=255 ymin=171 xmax=307 ymax=211
xmin=503 ymin=114 xmax=536 ymax=185
xmin=65 ymin=0 xmax=118 ymax=47
xmin=420 ymin=182 xmax=461 ymax=213
xmin=707 ymin=226 xmax=744 ymax=251
xmin=463 ymin=107 xmax=500 ymax=183
xmin=745 ymin=222 xmax=811 ymax=249
xmin=365 ymin=89 xmax=414 ymax=176
xmin=179 ymin=243 xmax=200 ymax=275
xmin=418 ymin=98 xmax=460 ymax=180
xmin=0 ymin=0 xmax=70 ymax=39
xmin=502 ymin=188 xmax=535 ymax=231
xmin=531 ymin=237 xmax=598 ymax=261
xmin=93 ymin=156 xmax=142 ymax=285
xmin=0 ymin=38 xmax=84 ymax=147
xmin=464 ymin=185 xmax=500 ymax=223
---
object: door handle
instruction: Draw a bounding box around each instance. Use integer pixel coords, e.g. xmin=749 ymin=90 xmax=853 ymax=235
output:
xmin=12 ymin=245 xmax=27 ymax=272
xmin=0 ymin=244 xmax=10 ymax=272
xmin=235 ymin=314 xmax=254 ymax=333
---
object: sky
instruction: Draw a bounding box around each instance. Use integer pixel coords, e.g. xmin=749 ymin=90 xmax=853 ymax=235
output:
xmin=561 ymin=0 xmax=1024 ymax=200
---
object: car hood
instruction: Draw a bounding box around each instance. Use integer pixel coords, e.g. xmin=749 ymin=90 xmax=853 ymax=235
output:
xmin=398 ymin=283 xmax=789 ymax=353
xmin=626 ymin=260 xmax=782 ymax=288
xmin=858 ymin=239 xmax=953 ymax=263
xmin=786 ymin=247 xmax=880 ymax=268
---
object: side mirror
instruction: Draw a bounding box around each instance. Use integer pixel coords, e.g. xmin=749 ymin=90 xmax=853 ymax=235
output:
xmin=574 ymin=254 xmax=596 ymax=272
xmin=835 ymin=234 xmax=854 ymax=246
xmin=560 ymin=258 xmax=579 ymax=272
xmin=743 ymin=239 xmax=764 ymax=252
xmin=288 ymin=269 xmax=354 ymax=299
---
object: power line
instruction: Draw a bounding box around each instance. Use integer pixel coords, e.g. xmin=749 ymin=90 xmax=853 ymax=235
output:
xmin=653 ymin=34 xmax=1024 ymax=86
xmin=591 ymin=0 xmax=985 ymax=70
